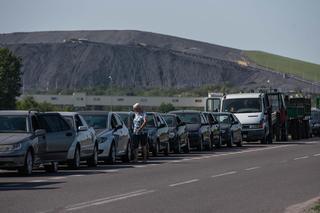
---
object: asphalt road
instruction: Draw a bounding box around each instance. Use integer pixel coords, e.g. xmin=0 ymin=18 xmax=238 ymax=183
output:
xmin=0 ymin=140 xmax=319 ymax=213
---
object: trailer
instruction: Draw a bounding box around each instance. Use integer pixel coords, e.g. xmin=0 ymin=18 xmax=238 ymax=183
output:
xmin=285 ymin=94 xmax=311 ymax=140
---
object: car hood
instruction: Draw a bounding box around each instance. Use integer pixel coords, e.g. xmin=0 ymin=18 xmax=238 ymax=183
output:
xmin=186 ymin=124 xmax=200 ymax=132
xmin=234 ymin=113 xmax=262 ymax=125
xmin=0 ymin=133 xmax=32 ymax=145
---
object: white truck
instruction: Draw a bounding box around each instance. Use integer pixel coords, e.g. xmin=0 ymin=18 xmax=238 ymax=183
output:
xmin=205 ymin=93 xmax=273 ymax=144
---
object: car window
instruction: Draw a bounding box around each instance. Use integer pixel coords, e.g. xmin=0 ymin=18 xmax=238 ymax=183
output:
xmin=0 ymin=115 xmax=28 ymax=133
xmin=217 ymin=114 xmax=230 ymax=124
xmin=115 ymin=114 xmax=123 ymax=127
xmin=200 ymin=114 xmax=207 ymax=124
xmin=146 ymin=114 xmax=156 ymax=127
xmin=75 ymin=115 xmax=83 ymax=128
xmin=111 ymin=115 xmax=118 ymax=129
xmin=82 ymin=114 xmax=108 ymax=129
xmin=31 ymin=116 xmax=40 ymax=131
xmin=118 ymin=113 xmax=130 ymax=127
xmin=174 ymin=113 xmax=201 ymax=124
xmin=163 ymin=115 xmax=176 ymax=127
xmin=39 ymin=115 xmax=70 ymax=133
xmin=63 ymin=116 xmax=74 ymax=129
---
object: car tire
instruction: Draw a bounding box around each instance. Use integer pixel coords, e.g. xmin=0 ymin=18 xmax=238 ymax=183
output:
xmin=122 ymin=141 xmax=132 ymax=163
xmin=87 ymin=144 xmax=98 ymax=167
xmin=18 ymin=150 xmax=33 ymax=176
xmin=227 ymin=133 xmax=233 ymax=147
xmin=69 ymin=146 xmax=81 ymax=169
xmin=107 ymin=142 xmax=116 ymax=164
xmin=44 ymin=162 xmax=58 ymax=173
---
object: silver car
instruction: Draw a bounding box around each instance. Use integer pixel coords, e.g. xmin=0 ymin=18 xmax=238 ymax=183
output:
xmin=79 ymin=111 xmax=131 ymax=164
xmin=59 ymin=112 xmax=98 ymax=169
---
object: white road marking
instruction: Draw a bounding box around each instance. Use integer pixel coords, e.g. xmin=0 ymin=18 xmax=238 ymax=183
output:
xmin=313 ymin=153 xmax=320 ymax=157
xmin=29 ymin=180 xmax=47 ymax=183
xmin=48 ymin=176 xmax=66 ymax=180
xmin=294 ymin=156 xmax=309 ymax=160
xmin=103 ymin=169 xmax=119 ymax=173
xmin=211 ymin=171 xmax=237 ymax=178
xmin=133 ymin=165 xmax=148 ymax=168
xmin=65 ymin=189 xmax=154 ymax=211
xmin=69 ymin=174 xmax=85 ymax=177
xmin=169 ymin=179 xmax=199 ymax=187
xmin=244 ymin=166 xmax=261 ymax=171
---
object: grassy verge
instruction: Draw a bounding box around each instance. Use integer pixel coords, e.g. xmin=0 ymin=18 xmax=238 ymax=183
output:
xmin=310 ymin=200 xmax=320 ymax=213
xmin=244 ymin=50 xmax=320 ymax=82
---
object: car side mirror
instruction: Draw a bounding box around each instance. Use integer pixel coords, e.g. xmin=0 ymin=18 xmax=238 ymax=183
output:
xmin=35 ymin=129 xmax=46 ymax=136
xmin=78 ymin=126 xmax=88 ymax=131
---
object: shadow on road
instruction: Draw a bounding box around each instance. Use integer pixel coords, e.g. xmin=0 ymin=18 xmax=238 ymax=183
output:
xmin=0 ymin=181 xmax=62 ymax=191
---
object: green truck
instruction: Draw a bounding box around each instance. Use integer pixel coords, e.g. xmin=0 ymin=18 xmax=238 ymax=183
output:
xmin=285 ymin=95 xmax=311 ymax=140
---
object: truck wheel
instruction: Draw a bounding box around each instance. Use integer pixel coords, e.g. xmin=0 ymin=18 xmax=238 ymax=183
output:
xmin=87 ymin=144 xmax=98 ymax=167
xmin=18 ymin=150 xmax=33 ymax=175
xmin=69 ymin=146 xmax=81 ymax=169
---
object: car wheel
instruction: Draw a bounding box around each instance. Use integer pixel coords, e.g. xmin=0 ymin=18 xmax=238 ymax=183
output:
xmin=122 ymin=141 xmax=132 ymax=163
xmin=44 ymin=162 xmax=58 ymax=173
xmin=107 ymin=142 xmax=116 ymax=164
xmin=227 ymin=133 xmax=233 ymax=147
xmin=87 ymin=144 xmax=98 ymax=167
xmin=69 ymin=146 xmax=81 ymax=169
xmin=18 ymin=150 xmax=33 ymax=175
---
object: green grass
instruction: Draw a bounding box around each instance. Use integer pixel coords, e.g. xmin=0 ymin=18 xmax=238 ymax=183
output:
xmin=311 ymin=202 xmax=320 ymax=213
xmin=244 ymin=51 xmax=320 ymax=82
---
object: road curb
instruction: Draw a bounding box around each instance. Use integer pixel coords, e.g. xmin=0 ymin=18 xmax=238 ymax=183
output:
xmin=284 ymin=196 xmax=320 ymax=213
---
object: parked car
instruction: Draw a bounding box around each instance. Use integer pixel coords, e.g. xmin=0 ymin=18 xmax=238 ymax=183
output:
xmin=58 ymin=112 xmax=98 ymax=169
xmin=145 ymin=112 xmax=170 ymax=156
xmin=0 ymin=110 xmax=77 ymax=175
xmin=169 ymin=110 xmax=212 ymax=151
xmin=310 ymin=108 xmax=320 ymax=136
xmin=212 ymin=112 xmax=242 ymax=147
xmin=162 ymin=114 xmax=190 ymax=153
xmin=79 ymin=111 xmax=131 ymax=164
xmin=202 ymin=112 xmax=221 ymax=148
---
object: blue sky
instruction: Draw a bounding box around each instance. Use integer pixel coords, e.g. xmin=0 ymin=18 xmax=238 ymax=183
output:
xmin=1 ymin=0 xmax=319 ymax=64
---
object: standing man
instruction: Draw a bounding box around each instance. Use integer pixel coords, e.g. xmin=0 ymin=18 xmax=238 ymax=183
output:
xmin=132 ymin=103 xmax=148 ymax=163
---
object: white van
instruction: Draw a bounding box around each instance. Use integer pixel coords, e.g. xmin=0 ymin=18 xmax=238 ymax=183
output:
xmin=220 ymin=93 xmax=272 ymax=144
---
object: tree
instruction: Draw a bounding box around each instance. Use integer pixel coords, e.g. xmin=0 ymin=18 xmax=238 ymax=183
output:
xmin=16 ymin=96 xmax=57 ymax=111
xmin=158 ymin=102 xmax=175 ymax=113
xmin=0 ymin=48 xmax=22 ymax=109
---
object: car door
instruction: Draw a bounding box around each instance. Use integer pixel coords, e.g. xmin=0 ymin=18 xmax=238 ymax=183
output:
xmin=38 ymin=114 xmax=75 ymax=161
xmin=200 ymin=113 xmax=210 ymax=142
xmin=210 ymin=114 xmax=220 ymax=141
xmin=157 ymin=114 xmax=169 ymax=145
xmin=31 ymin=115 xmax=46 ymax=162
xmin=115 ymin=114 xmax=128 ymax=154
xmin=74 ymin=114 xmax=92 ymax=156
xmin=230 ymin=114 xmax=241 ymax=142
xmin=110 ymin=114 xmax=124 ymax=155
xmin=176 ymin=116 xmax=187 ymax=143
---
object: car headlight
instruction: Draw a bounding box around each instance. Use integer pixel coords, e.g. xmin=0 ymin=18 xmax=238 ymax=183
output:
xmin=169 ymin=132 xmax=175 ymax=138
xmin=0 ymin=143 xmax=22 ymax=152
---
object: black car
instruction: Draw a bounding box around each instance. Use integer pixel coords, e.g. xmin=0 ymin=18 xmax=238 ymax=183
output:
xmin=145 ymin=112 xmax=170 ymax=156
xmin=169 ymin=110 xmax=212 ymax=151
xmin=212 ymin=112 xmax=242 ymax=147
xmin=202 ymin=112 xmax=221 ymax=148
xmin=311 ymin=108 xmax=320 ymax=136
xmin=162 ymin=114 xmax=190 ymax=153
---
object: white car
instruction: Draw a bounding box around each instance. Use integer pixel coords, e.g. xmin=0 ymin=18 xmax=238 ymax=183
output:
xmin=59 ymin=112 xmax=98 ymax=168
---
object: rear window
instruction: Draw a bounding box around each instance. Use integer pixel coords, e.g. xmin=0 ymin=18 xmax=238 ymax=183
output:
xmin=82 ymin=115 xmax=108 ymax=129
xmin=0 ymin=115 xmax=28 ymax=133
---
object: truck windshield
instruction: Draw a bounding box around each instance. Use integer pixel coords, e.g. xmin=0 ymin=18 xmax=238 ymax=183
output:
xmin=0 ymin=115 xmax=28 ymax=133
xmin=222 ymin=98 xmax=262 ymax=113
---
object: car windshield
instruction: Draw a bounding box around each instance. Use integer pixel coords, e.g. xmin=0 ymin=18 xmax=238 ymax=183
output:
xmin=82 ymin=115 xmax=108 ymax=129
xmin=216 ymin=115 xmax=229 ymax=124
xmin=0 ymin=115 xmax=28 ymax=132
xmin=146 ymin=114 xmax=156 ymax=127
xmin=222 ymin=98 xmax=262 ymax=113
xmin=118 ymin=113 xmax=130 ymax=127
xmin=163 ymin=115 xmax=175 ymax=127
xmin=311 ymin=111 xmax=320 ymax=122
xmin=174 ymin=113 xmax=200 ymax=124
